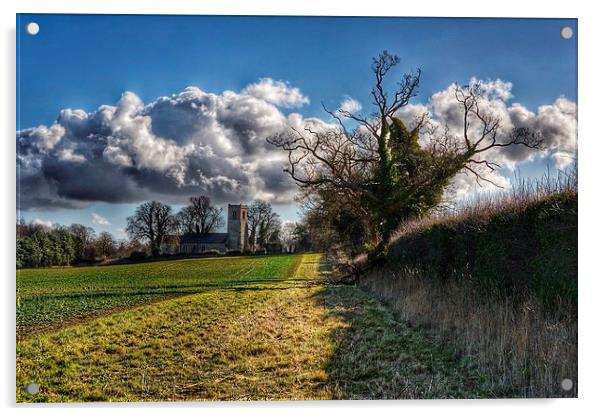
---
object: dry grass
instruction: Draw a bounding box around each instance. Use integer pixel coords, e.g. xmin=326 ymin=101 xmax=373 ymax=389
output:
xmin=360 ymin=268 xmax=577 ymax=397
xmin=353 ymin=167 xmax=578 ymax=398
xmin=388 ymin=166 xmax=577 ymax=245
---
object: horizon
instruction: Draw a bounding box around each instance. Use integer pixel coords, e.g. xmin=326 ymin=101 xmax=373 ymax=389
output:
xmin=17 ymin=14 xmax=577 ymax=239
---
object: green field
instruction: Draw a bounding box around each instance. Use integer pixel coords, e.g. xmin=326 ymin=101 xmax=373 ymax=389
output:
xmin=17 ymin=254 xmax=485 ymax=401
xmin=17 ymin=255 xmax=301 ymax=336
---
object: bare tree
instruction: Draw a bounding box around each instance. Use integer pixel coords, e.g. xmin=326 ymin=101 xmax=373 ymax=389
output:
xmin=268 ymin=51 xmax=542 ymax=254
xmin=126 ymin=201 xmax=175 ymax=256
xmin=68 ymin=223 xmax=96 ymax=259
xmin=175 ymin=206 xmax=197 ymax=234
xmin=176 ymin=196 xmax=224 ymax=235
xmin=95 ymin=231 xmax=117 ymax=259
xmin=191 ymin=196 xmax=224 ymax=233
xmin=258 ymin=212 xmax=281 ymax=248
xmin=280 ymin=222 xmax=297 ymax=252
xmin=248 ymin=200 xmax=280 ymax=252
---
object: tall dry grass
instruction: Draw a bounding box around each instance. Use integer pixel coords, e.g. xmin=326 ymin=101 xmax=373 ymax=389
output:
xmin=360 ymin=268 xmax=577 ymax=397
xmin=356 ymin=167 xmax=578 ymax=397
xmin=390 ymin=166 xmax=577 ymax=243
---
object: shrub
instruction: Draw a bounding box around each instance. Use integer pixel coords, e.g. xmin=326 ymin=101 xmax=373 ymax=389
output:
xmin=382 ymin=169 xmax=578 ymax=311
xmin=129 ymin=251 xmax=147 ymax=261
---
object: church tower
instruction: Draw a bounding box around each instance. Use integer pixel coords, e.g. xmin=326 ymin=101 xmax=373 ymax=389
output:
xmin=227 ymin=204 xmax=249 ymax=251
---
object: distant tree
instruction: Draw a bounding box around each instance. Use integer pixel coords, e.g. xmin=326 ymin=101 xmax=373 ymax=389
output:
xmin=33 ymin=232 xmax=53 ymax=267
xmin=68 ymin=223 xmax=96 ymax=261
xmin=126 ymin=201 xmax=175 ymax=257
xmin=292 ymin=222 xmax=313 ymax=252
xmin=16 ymin=237 xmax=42 ymax=268
xmin=95 ymin=231 xmax=117 ymax=259
xmin=248 ymin=200 xmax=270 ymax=251
xmin=258 ymin=212 xmax=281 ymax=248
xmin=248 ymin=200 xmax=281 ymax=251
xmin=280 ymin=222 xmax=297 ymax=252
xmin=115 ymin=238 xmax=148 ymax=259
xmin=16 ymin=219 xmax=29 ymax=238
xmin=175 ymin=206 xmax=197 ymax=234
xmin=16 ymin=220 xmax=111 ymax=268
xmin=55 ymin=226 xmax=76 ymax=265
xmin=175 ymin=196 xmax=224 ymax=234
xmin=16 ymin=238 xmax=26 ymax=268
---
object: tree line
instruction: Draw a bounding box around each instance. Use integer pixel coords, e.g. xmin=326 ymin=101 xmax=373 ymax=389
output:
xmin=16 ymin=196 xmax=317 ymax=268
xmin=16 ymin=222 xmax=145 ymax=268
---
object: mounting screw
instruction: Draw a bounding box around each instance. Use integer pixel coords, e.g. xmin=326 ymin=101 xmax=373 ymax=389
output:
xmin=25 ymin=382 xmax=40 ymax=395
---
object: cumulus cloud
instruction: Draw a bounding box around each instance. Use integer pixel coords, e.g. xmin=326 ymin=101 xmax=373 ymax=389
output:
xmin=394 ymin=78 xmax=577 ymax=198
xmin=242 ymin=78 xmax=309 ymax=108
xmin=91 ymin=213 xmax=110 ymax=225
xmin=338 ymin=96 xmax=362 ymax=113
xmin=58 ymin=148 xmax=86 ymax=163
xmin=17 ymin=79 xmax=317 ymax=211
xmin=32 ymin=218 xmax=53 ymax=228
xmin=16 ymin=76 xmax=576 ymax=210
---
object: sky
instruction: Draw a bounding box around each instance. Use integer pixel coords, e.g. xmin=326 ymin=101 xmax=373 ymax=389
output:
xmin=16 ymin=14 xmax=578 ymax=239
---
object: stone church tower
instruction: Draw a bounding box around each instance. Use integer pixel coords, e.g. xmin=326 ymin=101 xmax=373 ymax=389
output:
xmin=227 ymin=204 xmax=249 ymax=251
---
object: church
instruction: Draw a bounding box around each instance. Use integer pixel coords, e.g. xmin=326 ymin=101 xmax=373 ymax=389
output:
xmin=178 ymin=204 xmax=249 ymax=254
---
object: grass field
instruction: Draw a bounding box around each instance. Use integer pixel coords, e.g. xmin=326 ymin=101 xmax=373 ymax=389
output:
xmin=16 ymin=254 xmax=485 ymax=401
xmin=17 ymin=255 xmax=301 ymax=337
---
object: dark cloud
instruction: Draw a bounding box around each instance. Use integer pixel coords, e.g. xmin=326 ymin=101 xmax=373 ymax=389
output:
xmin=17 ymin=81 xmax=312 ymax=210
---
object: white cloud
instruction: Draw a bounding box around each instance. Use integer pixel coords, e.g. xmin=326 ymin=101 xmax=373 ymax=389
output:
xmin=551 ymin=151 xmax=576 ymax=169
xmin=242 ymin=78 xmax=309 ymax=108
xmin=17 ymin=79 xmax=315 ymax=210
xmin=32 ymin=218 xmax=53 ymax=228
xmin=470 ymin=77 xmax=514 ymax=101
xmin=18 ymin=124 xmax=65 ymax=153
xmin=58 ymin=148 xmax=86 ymax=163
xmin=338 ymin=96 xmax=362 ymax=113
xmin=16 ymin=76 xmax=576 ymax=210
xmin=394 ymin=79 xmax=577 ymax=199
xmin=92 ymin=213 xmax=110 ymax=225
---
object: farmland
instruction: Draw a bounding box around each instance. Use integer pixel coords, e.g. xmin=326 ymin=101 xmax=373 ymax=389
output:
xmin=16 ymin=254 xmax=485 ymax=401
xmin=17 ymin=255 xmax=300 ymax=336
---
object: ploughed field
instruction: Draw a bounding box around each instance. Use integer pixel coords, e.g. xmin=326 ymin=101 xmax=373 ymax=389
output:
xmin=16 ymin=254 xmax=485 ymax=402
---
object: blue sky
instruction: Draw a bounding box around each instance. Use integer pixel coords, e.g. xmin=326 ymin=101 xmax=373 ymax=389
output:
xmin=16 ymin=15 xmax=577 ymax=239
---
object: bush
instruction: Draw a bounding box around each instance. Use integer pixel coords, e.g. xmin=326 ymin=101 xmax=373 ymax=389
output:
xmin=384 ymin=191 xmax=577 ymax=311
xmin=129 ymin=251 xmax=148 ymax=261
xmin=225 ymin=249 xmax=242 ymax=256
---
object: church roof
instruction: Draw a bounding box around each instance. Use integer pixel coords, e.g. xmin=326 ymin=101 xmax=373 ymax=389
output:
xmin=180 ymin=233 xmax=228 ymax=245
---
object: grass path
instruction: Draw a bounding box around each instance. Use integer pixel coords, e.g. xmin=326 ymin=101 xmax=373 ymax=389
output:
xmin=17 ymin=254 xmax=485 ymax=402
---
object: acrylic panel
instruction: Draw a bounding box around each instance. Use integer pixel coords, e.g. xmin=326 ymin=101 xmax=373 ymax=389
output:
xmin=16 ymin=14 xmax=578 ymax=402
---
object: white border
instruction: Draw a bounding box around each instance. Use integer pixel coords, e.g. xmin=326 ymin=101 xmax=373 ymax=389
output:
xmin=2 ymin=1 xmax=600 ymax=415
